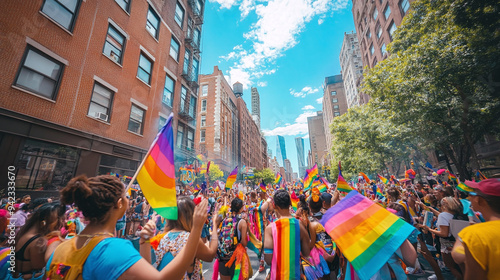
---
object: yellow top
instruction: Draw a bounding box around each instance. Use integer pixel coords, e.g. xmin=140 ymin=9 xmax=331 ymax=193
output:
xmin=458 ymin=220 xmax=500 ymax=279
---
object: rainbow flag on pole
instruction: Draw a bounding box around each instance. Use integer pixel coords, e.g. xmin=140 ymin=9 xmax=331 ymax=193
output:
xmin=304 ymin=164 xmax=318 ymax=189
xmin=377 ymin=174 xmax=389 ymax=184
xmin=275 ymin=173 xmax=282 ymax=185
xmin=320 ymin=191 xmax=415 ymax=280
xmin=136 ymin=113 xmax=177 ymax=219
xmin=260 ymin=181 xmax=267 ymax=193
xmin=291 ymin=191 xmax=299 ymax=211
xmin=226 ymin=166 xmax=238 ymax=191
xmin=336 ymin=174 xmax=353 ymax=193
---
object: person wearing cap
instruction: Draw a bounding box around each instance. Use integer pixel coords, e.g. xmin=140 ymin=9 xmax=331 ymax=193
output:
xmin=453 ymin=179 xmax=500 ymax=279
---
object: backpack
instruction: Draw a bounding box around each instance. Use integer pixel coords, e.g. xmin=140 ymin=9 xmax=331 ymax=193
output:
xmin=46 ymin=236 xmax=109 ymax=279
xmin=217 ymin=215 xmax=241 ymax=261
xmin=134 ymin=202 xmax=143 ymax=214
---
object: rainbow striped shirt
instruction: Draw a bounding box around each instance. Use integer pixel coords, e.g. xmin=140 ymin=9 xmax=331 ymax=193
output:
xmin=270 ymin=218 xmax=301 ymax=280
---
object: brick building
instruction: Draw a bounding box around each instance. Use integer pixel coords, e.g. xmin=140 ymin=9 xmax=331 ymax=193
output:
xmin=196 ymin=66 xmax=239 ymax=173
xmin=307 ymin=112 xmax=328 ymax=167
xmin=352 ymin=0 xmax=411 ymax=69
xmin=237 ymin=95 xmax=265 ymax=170
xmin=0 ymin=0 xmax=204 ymax=190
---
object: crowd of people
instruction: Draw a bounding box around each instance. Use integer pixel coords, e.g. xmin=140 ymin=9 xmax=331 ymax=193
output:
xmin=0 ymin=173 xmax=499 ymax=280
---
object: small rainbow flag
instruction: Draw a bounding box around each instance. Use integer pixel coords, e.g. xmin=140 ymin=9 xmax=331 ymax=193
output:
xmin=337 ymin=174 xmax=353 ymax=193
xmin=270 ymin=218 xmax=301 ymax=280
xmin=320 ymin=191 xmax=415 ymax=280
xmin=275 ymin=173 xmax=282 ymax=185
xmin=260 ymin=181 xmax=267 ymax=193
xmin=304 ymin=164 xmax=318 ymax=189
xmin=457 ymin=182 xmax=474 ymax=193
xmin=377 ymin=174 xmax=388 ymax=184
xmin=359 ymin=172 xmax=371 ymax=184
xmin=136 ymin=113 xmax=177 ymax=219
xmin=318 ymin=178 xmax=328 ymax=193
xmin=376 ymin=185 xmax=384 ymax=198
xmin=291 ymin=192 xmax=299 ymax=211
xmin=226 ymin=166 xmax=238 ymax=191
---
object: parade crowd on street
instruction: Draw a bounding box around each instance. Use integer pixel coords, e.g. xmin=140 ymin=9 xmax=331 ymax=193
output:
xmin=1 ymin=167 xmax=499 ymax=280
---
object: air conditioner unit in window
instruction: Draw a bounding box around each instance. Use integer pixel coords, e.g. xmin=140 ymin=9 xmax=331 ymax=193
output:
xmin=110 ymin=52 xmax=119 ymax=63
xmin=96 ymin=112 xmax=108 ymax=122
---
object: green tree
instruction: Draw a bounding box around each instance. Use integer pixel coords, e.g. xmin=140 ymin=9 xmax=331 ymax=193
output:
xmin=252 ymin=168 xmax=275 ymax=185
xmin=208 ymin=163 xmax=224 ymax=182
xmin=329 ymin=102 xmax=417 ymax=180
xmin=362 ymin=0 xmax=500 ymax=180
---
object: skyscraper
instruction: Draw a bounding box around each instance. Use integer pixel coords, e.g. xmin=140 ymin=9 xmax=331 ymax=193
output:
xmin=340 ymin=32 xmax=365 ymax=108
xmin=295 ymin=137 xmax=306 ymax=177
xmin=276 ymin=135 xmax=287 ymax=167
xmin=251 ymin=87 xmax=261 ymax=130
xmin=268 ymin=147 xmax=273 ymax=158
xmin=307 ymin=112 xmax=327 ymax=166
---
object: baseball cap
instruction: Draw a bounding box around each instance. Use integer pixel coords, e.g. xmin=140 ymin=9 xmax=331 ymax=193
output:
xmin=321 ymin=192 xmax=332 ymax=204
xmin=464 ymin=178 xmax=500 ymax=197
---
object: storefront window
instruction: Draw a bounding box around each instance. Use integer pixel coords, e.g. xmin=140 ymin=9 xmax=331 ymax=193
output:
xmin=98 ymin=154 xmax=138 ymax=177
xmin=16 ymin=139 xmax=79 ymax=190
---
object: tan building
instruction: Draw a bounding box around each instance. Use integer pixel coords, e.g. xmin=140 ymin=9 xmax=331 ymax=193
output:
xmin=322 ymin=75 xmax=348 ymax=162
xmin=340 ymin=32 xmax=368 ymax=107
xmin=269 ymin=156 xmax=280 ymax=176
xmin=0 ymin=0 xmax=204 ymax=190
xmin=237 ymin=96 xmax=265 ymax=170
xmin=307 ymin=112 xmax=328 ymax=167
xmin=196 ymin=66 xmax=239 ymax=173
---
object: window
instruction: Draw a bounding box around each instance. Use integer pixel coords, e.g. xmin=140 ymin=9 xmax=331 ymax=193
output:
xmin=176 ymin=123 xmax=184 ymax=148
xmin=128 ymin=104 xmax=145 ymax=134
xmin=137 ymin=52 xmax=153 ymax=85
xmin=201 ymin=115 xmax=206 ymax=127
xmin=183 ymin=48 xmax=191 ymax=74
xmin=193 ymin=28 xmax=201 ymax=48
xmin=103 ymin=24 xmax=126 ymax=64
xmin=191 ymin=58 xmax=199 ymax=82
xmin=384 ymin=5 xmax=391 ymax=20
xmin=366 ymin=29 xmax=371 ymax=39
xmin=180 ymin=86 xmax=187 ymax=111
xmin=388 ymin=21 xmax=396 ymax=40
xmin=159 ymin=116 xmax=166 ymax=132
xmin=370 ymin=44 xmax=375 ymax=55
xmin=163 ymin=75 xmax=174 ymax=106
xmin=14 ymin=46 xmax=64 ymax=100
xmin=400 ymin=0 xmax=410 ymax=15
xmin=334 ymin=112 xmax=340 ymax=116
xmin=115 ymin=0 xmax=130 ymax=12
xmin=169 ymin=37 xmax=180 ymax=61
xmin=146 ymin=6 xmax=160 ymax=39
xmin=41 ymin=0 xmax=81 ymax=31
xmin=372 ymin=8 xmax=378 ymax=20
xmin=195 ymin=0 xmax=202 ymax=14
xmin=331 ymin=91 xmax=337 ymax=96
xmin=174 ymin=2 xmax=185 ymax=27
xmin=187 ymin=129 xmax=194 ymax=150
xmin=201 ymin=99 xmax=207 ymax=111
xmin=189 ymin=95 xmax=197 ymax=118
xmin=202 ymin=84 xmax=208 ymax=96
xmin=200 ymin=129 xmax=205 ymax=142
xmin=376 ymin=25 xmax=382 ymax=39
xmin=88 ymin=82 xmax=114 ymax=122
xmin=332 ymin=98 xmax=338 ymax=103
xmin=333 ymin=105 xmax=339 ymax=109
xmin=381 ymin=43 xmax=387 ymax=55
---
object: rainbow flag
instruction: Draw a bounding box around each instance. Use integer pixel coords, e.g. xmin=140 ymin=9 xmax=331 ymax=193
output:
xmin=377 ymin=174 xmax=388 ymax=184
xmin=337 ymin=174 xmax=353 ymax=193
xmin=304 ymin=164 xmax=318 ymax=189
xmin=275 ymin=173 xmax=282 ymax=185
xmin=457 ymin=182 xmax=474 ymax=193
xmin=320 ymin=191 xmax=415 ymax=280
xmin=270 ymin=218 xmax=301 ymax=280
xmin=291 ymin=192 xmax=299 ymax=211
xmin=376 ymin=185 xmax=384 ymax=198
xmin=225 ymin=166 xmax=238 ymax=191
xmin=255 ymin=200 xmax=265 ymax=239
xmin=448 ymin=172 xmax=458 ymax=184
xmin=247 ymin=230 xmax=262 ymax=256
xmin=318 ymin=178 xmax=328 ymax=193
xmin=136 ymin=113 xmax=177 ymax=219
xmin=260 ymin=181 xmax=267 ymax=193
xmin=359 ymin=172 xmax=371 ymax=184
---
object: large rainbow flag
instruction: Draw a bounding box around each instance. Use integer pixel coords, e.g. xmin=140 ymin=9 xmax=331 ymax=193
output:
xmin=304 ymin=164 xmax=318 ymax=189
xmin=275 ymin=173 xmax=282 ymax=185
xmin=336 ymin=174 xmax=353 ymax=193
xmin=226 ymin=166 xmax=238 ymax=191
xmin=136 ymin=113 xmax=177 ymax=219
xmin=320 ymin=191 xmax=415 ymax=280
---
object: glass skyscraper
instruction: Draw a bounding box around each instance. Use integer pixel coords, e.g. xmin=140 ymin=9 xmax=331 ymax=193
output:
xmin=276 ymin=135 xmax=287 ymax=167
xmin=295 ymin=137 xmax=306 ymax=177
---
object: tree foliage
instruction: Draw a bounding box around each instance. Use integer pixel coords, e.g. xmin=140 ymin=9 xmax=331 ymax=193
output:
xmin=252 ymin=168 xmax=275 ymax=185
xmin=329 ymin=102 xmax=417 ymax=180
xmin=362 ymin=0 xmax=500 ymax=180
xmin=208 ymin=163 xmax=224 ymax=182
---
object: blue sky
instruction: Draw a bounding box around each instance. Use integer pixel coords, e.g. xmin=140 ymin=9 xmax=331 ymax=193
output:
xmin=200 ymin=0 xmax=355 ymax=173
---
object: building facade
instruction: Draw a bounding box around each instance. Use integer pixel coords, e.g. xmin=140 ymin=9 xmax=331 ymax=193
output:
xmin=284 ymin=159 xmax=292 ymax=183
xmin=276 ymin=135 xmax=287 ymax=167
xmin=295 ymin=137 xmax=306 ymax=177
xmin=251 ymin=87 xmax=261 ymax=130
xmin=352 ymin=0 xmax=412 ymax=69
xmin=196 ymin=66 xmax=239 ymax=173
xmin=269 ymin=156 xmax=280 ymax=176
xmin=0 ymin=0 xmax=204 ymax=191
xmin=322 ymin=75 xmax=348 ymax=162
xmin=339 ymin=32 xmax=366 ymax=108
xmin=307 ymin=112 xmax=328 ymax=167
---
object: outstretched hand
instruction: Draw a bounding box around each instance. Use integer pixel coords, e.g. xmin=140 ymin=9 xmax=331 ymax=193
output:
xmin=193 ymin=199 xmax=209 ymax=231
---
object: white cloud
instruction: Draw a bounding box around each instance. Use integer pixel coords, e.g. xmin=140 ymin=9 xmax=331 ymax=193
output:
xmin=302 ymin=134 xmax=310 ymax=139
xmin=262 ymin=111 xmax=317 ymax=136
xmin=215 ymin=0 xmax=349 ymax=89
xmin=301 ymin=105 xmax=315 ymax=110
xmin=290 ymin=86 xmax=320 ymax=98
xmin=316 ymin=97 xmax=324 ymax=104
xmin=257 ymin=81 xmax=268 ymax=87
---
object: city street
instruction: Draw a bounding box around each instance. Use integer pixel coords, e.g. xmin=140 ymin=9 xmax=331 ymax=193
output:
xmin=202 ymin=250 xmax=268 ymax=280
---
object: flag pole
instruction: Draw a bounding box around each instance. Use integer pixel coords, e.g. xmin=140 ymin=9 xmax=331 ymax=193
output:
xmin=125 ymin=113 xmax=173 ymax=192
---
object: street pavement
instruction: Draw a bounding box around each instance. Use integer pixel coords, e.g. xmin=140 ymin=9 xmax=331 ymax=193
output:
xmin=202 ymin=249 xmax=269 ymax=280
